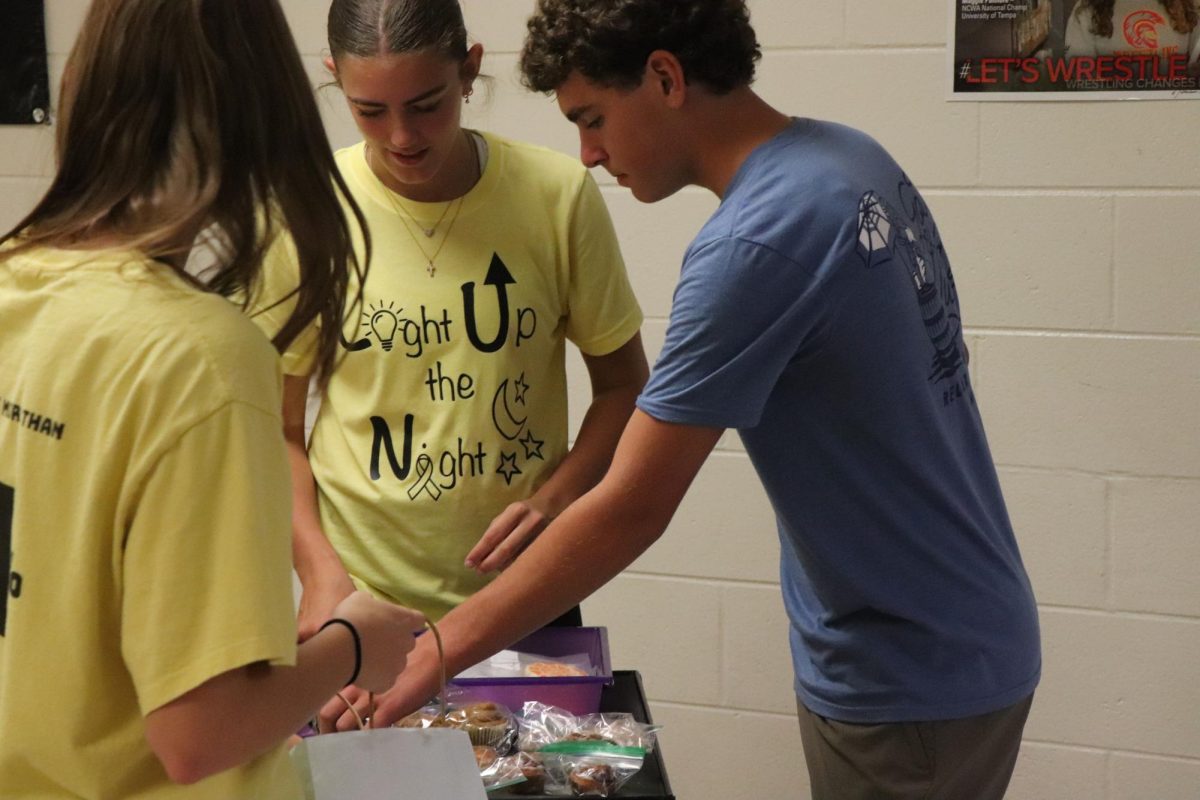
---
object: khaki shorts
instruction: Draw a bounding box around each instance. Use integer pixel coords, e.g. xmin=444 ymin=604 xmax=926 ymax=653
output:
xmin=796 ymin=694 xmax=1033 ymax=800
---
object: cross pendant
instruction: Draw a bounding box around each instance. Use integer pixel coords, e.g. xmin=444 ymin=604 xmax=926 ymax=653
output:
xmin=426 ymin=261 xmax=436 ymax=277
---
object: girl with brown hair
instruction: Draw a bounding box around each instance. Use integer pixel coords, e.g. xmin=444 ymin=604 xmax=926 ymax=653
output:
xmin=0 ymin=0 xmax=426 ymax=795
xmin=252 ymin=0 xmax=648 ymax=733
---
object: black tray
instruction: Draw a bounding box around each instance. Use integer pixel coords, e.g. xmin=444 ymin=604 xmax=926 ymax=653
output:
xmin=489 ymin=670 xmax=675 ymax=799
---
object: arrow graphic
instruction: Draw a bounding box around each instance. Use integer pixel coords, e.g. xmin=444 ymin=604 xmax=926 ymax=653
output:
xmin=461 ymin=253 xmax=515 ymax=354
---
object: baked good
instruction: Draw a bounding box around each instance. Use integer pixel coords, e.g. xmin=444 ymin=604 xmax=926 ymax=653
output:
xmin=569 ymin=763 xmax=617 ymax=796
xmin=447 ymin=701 xmax=512 ymax=746
xmin=473 ymin=745 xmax=499 ymax=771
xmin=508 ymin=753 xmax=547 ymax=795
xmin=525 ymin=661 xmax=590 ymax=677
xmin=563 ymin=731 xmax=616 ymax=745
xmin=394 ymin=709 xmax=452 ymax=729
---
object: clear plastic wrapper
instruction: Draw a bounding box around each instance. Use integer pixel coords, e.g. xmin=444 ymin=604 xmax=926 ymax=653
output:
xmin=518 ymin=701 xmax=659 ymax=753
xmin=512 ymin=702 xmax=660 ymax=796
xmin=445 ymin=701 xmax=519 ymax=751
xmin=393 ymin=703 xmax=454 ymax=730
xmin=483 ymin=751 xmax=546 ymax=794
xmin=538 ymin=742 xmax=646 ymax=797
xmin=455 ymin=649 xmax=596 ymax=679
xmin=517 ymin=702 xmax=579 ymax=751
xmin=396 ymin=700 xmax=519 ymax=754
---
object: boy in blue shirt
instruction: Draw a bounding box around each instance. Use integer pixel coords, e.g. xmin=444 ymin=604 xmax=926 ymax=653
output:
xmin=356 ymin=3 xmax=1040 ymax=797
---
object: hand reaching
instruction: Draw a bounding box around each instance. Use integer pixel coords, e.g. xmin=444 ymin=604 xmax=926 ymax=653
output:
xmin=328 ymin=592 xmax=426 ymax=695
xmin=465 ymin=499 xmax=551 ymax=574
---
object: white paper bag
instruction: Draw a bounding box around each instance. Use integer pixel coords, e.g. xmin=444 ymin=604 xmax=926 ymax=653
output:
xmin=291 ymin=727 xmax=487 ymax=799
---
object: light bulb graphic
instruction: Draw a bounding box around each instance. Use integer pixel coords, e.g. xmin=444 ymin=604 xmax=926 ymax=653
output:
xmin=370 ymin=309 xmax=399 ymax=352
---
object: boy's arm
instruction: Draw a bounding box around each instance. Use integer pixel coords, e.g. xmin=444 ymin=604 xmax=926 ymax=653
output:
xmin=467 ymin=333 xmax=650 ymax=573
xmin=361 ymin=410 xmax=722 ymax=730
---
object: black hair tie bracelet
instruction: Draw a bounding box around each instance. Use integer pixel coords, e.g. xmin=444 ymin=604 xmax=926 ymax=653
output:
xmin=319 ymin=617 xmax=362 ymax=687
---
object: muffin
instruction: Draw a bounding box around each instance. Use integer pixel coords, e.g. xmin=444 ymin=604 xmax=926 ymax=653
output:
xmin=473 ymin=745 xmax=499 ymax=771
xmin=569 ymin=763 xmax=617 ymax=796
xmin=447 ymin=701 xmax=512 ymax=747
xmin=508 ymin=753 xmax=547 ymax=795
xmin=563 ymin=732 xmax=617 ymax=746
xmin=394 ymin=709 xmax=451 ymax=729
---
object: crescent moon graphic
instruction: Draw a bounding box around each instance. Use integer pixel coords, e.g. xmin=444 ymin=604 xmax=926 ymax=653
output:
xmin=491 ymin=379 xmax=527 ymax=440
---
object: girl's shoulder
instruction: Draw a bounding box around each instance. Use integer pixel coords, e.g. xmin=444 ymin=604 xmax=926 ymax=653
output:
xmin=478 ymin=131 xmax=591 ymax=191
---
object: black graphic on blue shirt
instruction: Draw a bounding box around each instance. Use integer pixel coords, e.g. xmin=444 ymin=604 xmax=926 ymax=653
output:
xmin=356 ymin=255 xmax=546 ymax=495
xmin=855 ymin=177 xmax=968 ymax=390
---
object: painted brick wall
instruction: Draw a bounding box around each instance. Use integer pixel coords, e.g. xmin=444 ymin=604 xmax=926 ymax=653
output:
xmin=3 ymin=2 xmax=1195 ymax=797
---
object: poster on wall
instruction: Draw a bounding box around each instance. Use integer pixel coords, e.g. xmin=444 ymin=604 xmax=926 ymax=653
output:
xmin=0 ymin=0 xmax=51 ymax=124
xmin=949 ymin=0 xmax=1200 ymax=99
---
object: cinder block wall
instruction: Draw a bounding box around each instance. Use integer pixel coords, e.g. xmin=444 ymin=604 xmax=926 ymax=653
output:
xmin=3 ymin=2 xmax=1196 ymax=798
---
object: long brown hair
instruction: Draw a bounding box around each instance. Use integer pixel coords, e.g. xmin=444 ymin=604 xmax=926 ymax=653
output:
xmin=0 ymin=0 xmax=368 ymax=387
xmin=1079 ymin=0 xmax=1198 ymax=38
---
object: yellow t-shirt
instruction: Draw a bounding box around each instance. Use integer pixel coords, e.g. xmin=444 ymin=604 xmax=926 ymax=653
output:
xmin=253 ymin=132 xmax=642 ymax=619
xmin=0 ymin=246 xmax=301 ymax=798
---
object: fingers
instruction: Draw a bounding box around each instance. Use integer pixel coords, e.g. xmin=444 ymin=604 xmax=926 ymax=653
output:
xmin=475 ymin=508 xmax=547 ymax=574
xmin=330 ymin=592 xmax=427 ymax=692
xmin=313 ymin=598 xmax=430 ymax=733
xmin=396 ymin=607 xmax=428 ymax=634
xmin=318 ymin=687 xmax=372 ymax=732
xmin=465 ymin=501 xmax=527 ymax=569
xmin=368 ymin=691 xmax=408 ymax=729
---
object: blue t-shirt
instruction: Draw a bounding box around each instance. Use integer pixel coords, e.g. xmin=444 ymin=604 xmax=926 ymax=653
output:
xmin=638 ymin=118 xmax=1041 ymax=723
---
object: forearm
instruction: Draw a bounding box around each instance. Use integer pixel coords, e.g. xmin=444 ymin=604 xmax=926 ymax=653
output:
xmin=530 ymin=382 xmax=641 ymax=517
xmin=146 ymin=624 xmax=356 ymax=784
xmin=379 ymin=412 xmax=719 ymax=725
xmin=286 ymin=433 xmax=344 ymax=582
xmin=442 ymin=469 xmax=666 ymax=684
xmin=532 ymin=335 xmax=648 ymax=516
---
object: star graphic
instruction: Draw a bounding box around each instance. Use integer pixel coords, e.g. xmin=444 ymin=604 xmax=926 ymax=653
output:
xmin=519 ymin=429 xmax=544 ymax=461
xmin=496 ymin=451 xmax=522 ymax=485
xmin=513 ymin=372 xmax=530 ymax=405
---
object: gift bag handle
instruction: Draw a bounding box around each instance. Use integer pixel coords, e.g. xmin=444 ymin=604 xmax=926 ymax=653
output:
xmin=321 ymin=616 xmax=448 ymax=732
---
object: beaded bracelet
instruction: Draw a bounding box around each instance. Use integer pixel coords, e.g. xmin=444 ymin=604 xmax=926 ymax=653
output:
xmin=319 ymin=617 xmax=362 ymax=687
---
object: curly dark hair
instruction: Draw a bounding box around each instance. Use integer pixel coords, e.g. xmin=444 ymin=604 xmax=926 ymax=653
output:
xmin=520 ymin=0 xmax=761 ymax=94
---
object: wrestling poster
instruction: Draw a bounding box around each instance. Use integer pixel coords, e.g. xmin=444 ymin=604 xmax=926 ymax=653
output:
xmin=949 ymin=0 xmax=1200 ymax=99
xmin=0 ymin=0 xmax=50 ymax=124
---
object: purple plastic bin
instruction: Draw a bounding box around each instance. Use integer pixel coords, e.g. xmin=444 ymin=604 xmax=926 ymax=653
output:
xmin=447 ymin=626 xmax=613 ymax=715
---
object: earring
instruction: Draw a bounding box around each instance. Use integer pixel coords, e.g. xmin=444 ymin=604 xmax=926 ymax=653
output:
xmin=464 ymin=87 xmax=474 ymax=104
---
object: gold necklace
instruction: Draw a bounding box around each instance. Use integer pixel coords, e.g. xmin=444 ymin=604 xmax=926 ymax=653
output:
xmin=380 ymin=131 xmax=478 ymax=277
xmin=391 ymin=193 xmax=464 ymax=277
xmin=389 ymin=193 xmax=454 ymax=238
